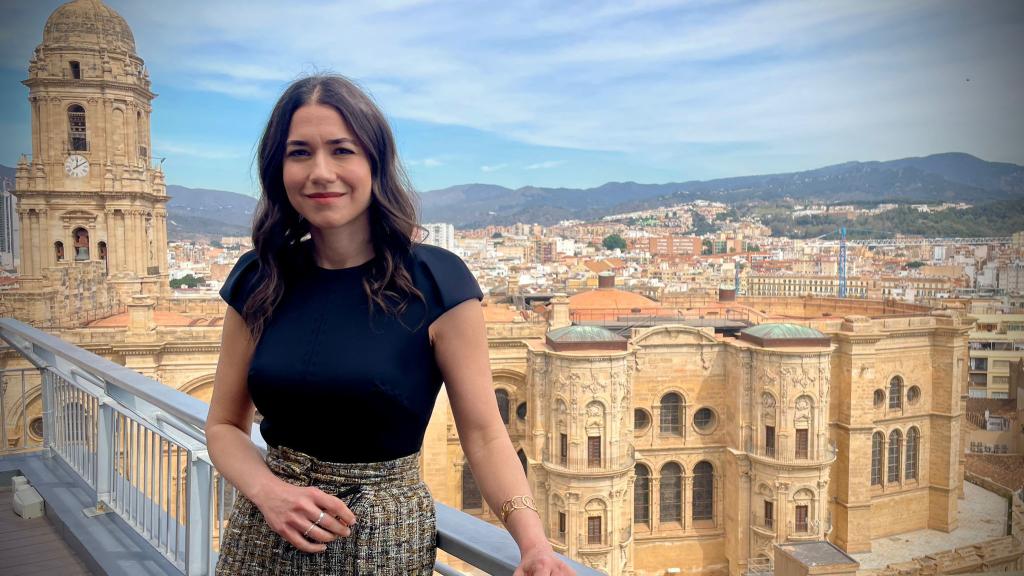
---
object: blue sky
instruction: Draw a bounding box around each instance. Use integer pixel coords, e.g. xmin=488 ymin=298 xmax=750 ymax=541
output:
xmin=1 ymin=1 xmax=1022 ymax=197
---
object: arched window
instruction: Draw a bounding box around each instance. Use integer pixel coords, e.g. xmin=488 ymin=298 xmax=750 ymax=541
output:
xmin=634 ymin=464 xmax=651 ymax=525
xmin=72 ymin=227 xmax=89 ymax=260
xmin=68 ymin=104 xmax=88 ymax=151
xmin=693 ymin=461 xmax=714 ymax=521
xmin=887 ymin=430 xmax=902 ymax=484
xmin=871 ymin=432 xmax=883 ymax=485
xmin=54 ymin=241 xmax=65 ymax=262
xmin=517 ymin=448 xmax=528 ymax=477
xmin=495 ymin=389 xmax=510 ymax=425
xmin=888 ymin=376 xmax=903 ymax=410
xmin=69 ymin=61 xmax=81 ymax=80
xmin=905 ymin=427 xmax=919 ymax=480
xmin=660 ymin=393 xmax=683 ymax=435
xmin=461 ymin=462 xmax=482 ymax=510
xmin=659 ymin=462 xmax=682 ymax=522
xmin=98 ymin=241 xmax=107 ymax=261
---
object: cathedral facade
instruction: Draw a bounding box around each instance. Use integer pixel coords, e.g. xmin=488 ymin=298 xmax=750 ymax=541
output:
xmin=2 ymin=3 xmax=968 ymax=576
xmin=422 ymin=301 xmax=968 ymax=575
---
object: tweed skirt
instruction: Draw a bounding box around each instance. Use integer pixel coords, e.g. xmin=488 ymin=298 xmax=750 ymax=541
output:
xmin=215 ymin=445 xmax=436 ymax=575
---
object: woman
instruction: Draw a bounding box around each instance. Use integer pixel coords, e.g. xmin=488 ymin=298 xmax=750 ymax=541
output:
xmin=206 ymin=74 xmax=572 ymax=575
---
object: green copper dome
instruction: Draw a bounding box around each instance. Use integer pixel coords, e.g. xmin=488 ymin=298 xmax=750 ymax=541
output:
xmin=546 ymin=325 xmax=628 ymax=351
xmin=547 ymin=325 xmax=625 ymax=343
xmin=741 ymin=324 xmax=824 ymax=340
xmin=738 ymin=323 xmax=830 ymax=347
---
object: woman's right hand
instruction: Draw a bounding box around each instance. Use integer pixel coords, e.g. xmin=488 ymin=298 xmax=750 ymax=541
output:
xmin=250 ymin=478 xmax=357 ymax=553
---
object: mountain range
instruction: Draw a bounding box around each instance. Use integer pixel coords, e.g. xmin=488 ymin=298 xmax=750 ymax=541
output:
xmin=418 ymin=153 xmax=1024 ymax=227
xmin=1 ymin=152 xmax=1021 ymax=237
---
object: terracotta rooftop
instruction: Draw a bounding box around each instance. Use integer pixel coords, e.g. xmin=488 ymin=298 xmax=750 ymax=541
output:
xmin=481 ymin=300 xmax=524 ymax=323
xmin=966 ymin=453 xmax=1024 ymax=491
xmin=966 ymin=398 xmax=1017 ymax=419
xmin=568 ymin=288 xmax=659 ymax=311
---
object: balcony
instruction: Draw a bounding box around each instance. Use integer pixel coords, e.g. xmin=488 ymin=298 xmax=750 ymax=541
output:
xmin=541 ymin=444 xmax=635 ymax=473
xmin=0 ymin=318 xmax=598 ymax=576
xmin=747 ymin=443 xmax=837 ymax=466
xmin=786 ymin=519 xmax=823 ymax=541
xmin=751 ymin=513 xmax=775 ymax=535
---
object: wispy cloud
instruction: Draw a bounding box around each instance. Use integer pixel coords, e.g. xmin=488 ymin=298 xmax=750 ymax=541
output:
xmin=525 ymin=160 xmax=566 ymax=170
xmin=408 ymin=157 xmax=444 ymax=167
xmin=3 ymin=0 xmax=1021 ymax=192
xmin=114 ymin=0 xmax=1020 ymax=161
xmin=154 ymin=142 xmax=247 ymax=160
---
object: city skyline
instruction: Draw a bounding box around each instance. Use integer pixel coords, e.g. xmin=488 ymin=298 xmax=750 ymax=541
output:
xmin=1 ymin=0 xmax=1022 ymax=197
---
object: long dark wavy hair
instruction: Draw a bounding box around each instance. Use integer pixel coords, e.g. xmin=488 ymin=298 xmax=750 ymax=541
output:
xmin=242 ymin=74 xmax=423 ymax=343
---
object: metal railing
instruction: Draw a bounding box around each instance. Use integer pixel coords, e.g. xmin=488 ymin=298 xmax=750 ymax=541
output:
xmin=787 ymin=519 xmax=820 ymax=536
xmin=751 ymin=513 xmax=775 ymax=531
xmin=0 ymin=318 xmax=598 ymax=575
xmin=746 ymin=555 xmax=774 ymax=576
xmin=541 ymin=444 xmax=635 ymax=472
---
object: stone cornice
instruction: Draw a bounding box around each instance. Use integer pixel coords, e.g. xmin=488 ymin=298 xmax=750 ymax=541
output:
xmin=23 ymin=78 xmax=154 ymax=101
xmin=14 ymin=190 xmax=168 ymax=204
xmin=488 ymin=340 xmax=529 ymax=349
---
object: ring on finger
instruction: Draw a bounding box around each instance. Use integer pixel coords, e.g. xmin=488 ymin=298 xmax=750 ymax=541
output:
xmin=313 ymin=510 xmax=326 ymax=527
xmin=303 ymin=522 xmax=317 ymax=538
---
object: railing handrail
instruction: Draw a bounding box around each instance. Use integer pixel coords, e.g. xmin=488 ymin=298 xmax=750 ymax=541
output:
xmin=0 ymin=318 xmax=216 ymax=442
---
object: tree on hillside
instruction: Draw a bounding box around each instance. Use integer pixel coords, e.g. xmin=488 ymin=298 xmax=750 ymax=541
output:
xmin=602 ymin=234 xmax=627 ymax=251
xmin=170 ymin=274 xmax=205 ymax=289
xmin=690 ymin=211 xmax=718 ymax=236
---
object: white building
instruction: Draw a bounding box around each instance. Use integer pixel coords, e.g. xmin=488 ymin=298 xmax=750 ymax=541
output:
xmin=422 ymin=222 xmax=455 ymax=252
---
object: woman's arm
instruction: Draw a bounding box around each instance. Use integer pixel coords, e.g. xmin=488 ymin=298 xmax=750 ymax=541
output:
xmin=205 ymin=307 xmax=355 ymax=553
xmin=432 ymin=299 xmax=572 ymax=575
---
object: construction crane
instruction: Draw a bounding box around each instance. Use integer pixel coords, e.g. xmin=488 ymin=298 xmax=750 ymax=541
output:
xmin=810 ymin=227 xmax=848 ymax=297
xmin=806 ymin=230 xmax=1011 ymax=298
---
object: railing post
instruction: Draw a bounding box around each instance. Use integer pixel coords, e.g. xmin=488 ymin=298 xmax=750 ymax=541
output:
xmin=95 ymin=399 xmax=115 ymax=506
xmin=42 ymin=370 xmax=56 ymax=454
xmin=186 ymin=452 xmax=213 ymax=576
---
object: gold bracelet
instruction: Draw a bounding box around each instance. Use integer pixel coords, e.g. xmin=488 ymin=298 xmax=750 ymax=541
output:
xmin=500 ymin=495 xmax=538 ymax=524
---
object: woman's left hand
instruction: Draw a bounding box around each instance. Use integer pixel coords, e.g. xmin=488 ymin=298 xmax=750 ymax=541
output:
xmin=514 ymin=544 xmax=575 ymax=576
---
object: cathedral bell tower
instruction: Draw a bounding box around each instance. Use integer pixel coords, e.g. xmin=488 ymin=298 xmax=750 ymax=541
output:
xmin=14 ymin=0 xmax=169 ymax=306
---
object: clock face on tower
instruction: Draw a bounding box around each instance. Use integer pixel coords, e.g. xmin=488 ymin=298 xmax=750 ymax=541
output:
xmin=64 ymin=154 xmax=90 ymax=177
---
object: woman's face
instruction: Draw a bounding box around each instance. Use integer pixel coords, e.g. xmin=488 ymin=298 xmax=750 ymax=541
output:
xmin=282 ymin=103 xmax=373 ymax=235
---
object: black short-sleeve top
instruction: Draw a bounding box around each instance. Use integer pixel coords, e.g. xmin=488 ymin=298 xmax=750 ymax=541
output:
xmin=219 ymin=243 xmax=483 ymax=463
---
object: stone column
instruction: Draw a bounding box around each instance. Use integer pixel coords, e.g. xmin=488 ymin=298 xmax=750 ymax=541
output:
xmin=776 ymin=481 xmax=789 ymax=542
xmin=684 ymin=475 xmax=693 ymax=530
xmin=31 ymin=98 xmax=40 ymax=160
xmin=651 ymin=474 xmax=660 ymax=532
xmin=32 ymin=211 xmax=43 ymax=276
xmin=136 ymin=211 xmax=146 ymax=275
xmin=124 ymin=210 xmax=135 ymax=273
xmin=18 ymin=210 xmax=32 ymax=276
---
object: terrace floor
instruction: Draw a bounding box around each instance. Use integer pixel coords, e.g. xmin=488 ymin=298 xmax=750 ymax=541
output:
xmin=0 ymin=485 xmax=93 ymax=575
xmin=851 ymin=481 xmax=1008 ymax=570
